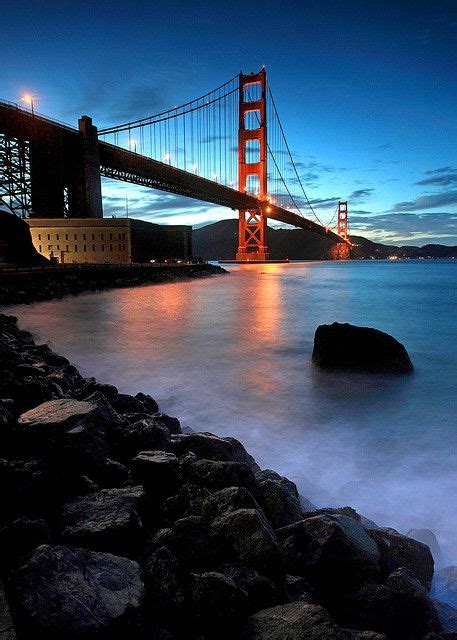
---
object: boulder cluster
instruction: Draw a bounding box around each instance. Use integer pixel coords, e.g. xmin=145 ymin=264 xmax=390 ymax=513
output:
xmin=0 ymin=313 xmax=455 ymax=639
xmin=0 ymin=262 xmax=225 ymax=306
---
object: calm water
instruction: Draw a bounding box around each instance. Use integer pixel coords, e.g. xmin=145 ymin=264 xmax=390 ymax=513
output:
xmin=10 ymin=260 xmax=457 ymax=561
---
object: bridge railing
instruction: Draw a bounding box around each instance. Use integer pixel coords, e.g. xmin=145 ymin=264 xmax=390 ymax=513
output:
xmin=0 ymin=100 xmax=77 ymax=133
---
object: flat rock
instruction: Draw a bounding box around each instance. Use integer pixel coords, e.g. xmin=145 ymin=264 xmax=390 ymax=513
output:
xmin=60 ymin=486 xmax=144 ymax=548
xmin=312 ymin=322 xmax=413 ymax=373
xmin=244 ymin=601 xmax=381 ymax=639
xmin=12 ymin=544 xmax=143 ymax=637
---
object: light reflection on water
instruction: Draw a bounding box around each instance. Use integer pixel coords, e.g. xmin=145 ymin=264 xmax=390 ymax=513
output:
xmin=10 ymin=260 xmax=457 ymax=562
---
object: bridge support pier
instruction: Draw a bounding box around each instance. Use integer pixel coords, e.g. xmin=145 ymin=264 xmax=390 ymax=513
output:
xmin=236 ymin=209 xmax=269 ymax=261
xmin=72 ymin=116 xmax=103 ymax=219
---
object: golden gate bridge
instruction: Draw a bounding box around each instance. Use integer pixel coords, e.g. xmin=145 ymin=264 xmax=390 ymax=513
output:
xmin=0 ymin=68 xmax=351 ymax=261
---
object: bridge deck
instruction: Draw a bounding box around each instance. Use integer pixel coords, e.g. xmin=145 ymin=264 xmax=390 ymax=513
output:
xmin=1 ymin=101 xmax=347 ymax=245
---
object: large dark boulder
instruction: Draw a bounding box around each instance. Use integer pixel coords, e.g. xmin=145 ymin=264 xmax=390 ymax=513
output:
xmin=0 ymin=210 xmax=48 ymax=265
xmin=190 ymin=571 xmax=248 ymax=633
xmin=16 ymin=394 xmax=120 ymax=471
xmin=12 ymin=544 xmax=144 ymax=637
xmin=213 ymin=508 xmax=283 ymax=575
xmin=368 ymin=527 xmax=434 ymax=590
xmin=347 ymin=568 xmax=442 ymax=639
xmin=312 ymin=323 xmax=413 ymax=373
xmin=256 ymin=469 xmax=303 ymax=528
xmin=277 ymin=513 xmax=381 ymax=596
xmin=60 ymin=486 xmax=144 ymax=551
xmin=171 ymin=432 xmax=260 ymax=472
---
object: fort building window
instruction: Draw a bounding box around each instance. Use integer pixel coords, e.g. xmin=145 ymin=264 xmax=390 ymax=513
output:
xmin=47 ymin=234 xmax=50 ymax=241
xmin=83 ymin=245 xmax=87 ymax=252
xmin=56 ymin=234 xmax=59 ymax=240
xmin=74 ymin=234 xmax=77 ymax=240
xmin=110 ymin=244 xmax=113 ymax=251
xmin=83 ymin=234 xmax=86 ymax=240
xmin=92 ymin=244 xmax=96 ymax=251
xmin=65 ymin=234 xmax=68 ymax=241
xmin=66 ymin=245 xmax=69 ymax=252
xmin=100 ymin=233 xmax=104 ymax=240
xmin=101 ymin=245 xmax=105 ymax=251
xmin=110 ymin=233 xmax=112 ymax=240
xmin=75 ymin=245 xmax=78 ymax=252
xmin=39 ymin=245 xmax=42 ymax=252
xmin=57 ymin=245 xmax=60 ymax=250
xmin=92 ymin=234 xmax=95 ymax=240
xmin=38 ymin=234 xmax=41 ymax=241
xmin=48 ymin=245 xmax=52 ymax=251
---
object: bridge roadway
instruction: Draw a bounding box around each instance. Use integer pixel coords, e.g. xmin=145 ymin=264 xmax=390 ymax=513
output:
xmin=0 ymin=101 xmax=345 ymax=245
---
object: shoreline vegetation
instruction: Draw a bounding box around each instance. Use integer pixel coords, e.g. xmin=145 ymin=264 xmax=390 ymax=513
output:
xmin=1 ymin=292 xmax=456 ymax=637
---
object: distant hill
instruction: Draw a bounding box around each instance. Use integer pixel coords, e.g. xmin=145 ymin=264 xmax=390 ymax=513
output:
xmin=192 ymin=219 xmax=457 ymax=260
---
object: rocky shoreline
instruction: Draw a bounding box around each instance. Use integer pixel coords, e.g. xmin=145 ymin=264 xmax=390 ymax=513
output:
xmin=0 ymin=312 xmax=456 ymax=639
xmin=0 ymin=262 xmax=226 ymax=306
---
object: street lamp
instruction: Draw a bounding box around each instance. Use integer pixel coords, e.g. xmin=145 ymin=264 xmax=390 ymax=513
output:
xmin=21 ymin=94 xmax=35 ymax=115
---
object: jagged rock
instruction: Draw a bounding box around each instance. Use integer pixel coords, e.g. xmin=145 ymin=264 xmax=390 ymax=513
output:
xmin=144 ymin=546 xmax=185 ymax=621
xmin=17 ymin=394 xmax=120 ymax=470
xmin=221 ymin=563 xmax=284 ymax=614
xmin=256 ymin=469 xmax=302 ymax=528
xmin=407 ymin=528 xmax=444 ymax=568
xmin=12 ymin=544 xmax=144 ymax=637
xmin=433 ymin=600 xmax=457 ymax=632
xmin=213 ymin=508 xmax=282 ymax=575
xmin=243 ymin=601 xmax=383 ymax=639
xmin=148 ymin=516 xmax=221 ymax=570
xmin=153 ymin=412 xmax=181 ymax=434
xmin=202 ymin=486 xmax=260 ymax=521
xmin=135 ymin=392 xmax=159 ymax=414
xmin=132 ymin=450 xmax=180 ymax=494
xmin=160 ymin=482 xmax=209 ymax=523
xmin=277 ymin=513 xmax=381 ymax=596
xmin=171 ymin=432 xmax=260 ymax=472
xmin=111 ymin=418 xmax=170 ymax=458
xmin=72 ymin=377 xmax=119 ymax=402
xmin=185 ymin=458 xmax=257 ymax=492
xmin=312 ymin=322 xmax=413 ymax=373
xmin=60 ymin=486 xmax=144 ymax=550
xmin=111 ymin=392 xmax=158 ymax=417
xmin=368 ymin=527 xmax=434 ymax=589
xmin=347 ymin=568 xmax=441 ymax=639
xmin=190 ymin=571 xmax=248 ymax=631
xmin=433 ymin=567 xmax=457 ymax=608
xmin=0 ymin=580 xmax=17 ymax=639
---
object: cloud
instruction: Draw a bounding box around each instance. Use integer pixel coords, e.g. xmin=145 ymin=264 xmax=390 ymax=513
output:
xmin=350 ymin=211 xmax=457 ymax=244
xmin=391 ymin=190 xmax=457 ymax=211
xmin=414 ymin=167 xmax=457 ymax=188
xmin=349 ymin=188 xmax=374 ymax=203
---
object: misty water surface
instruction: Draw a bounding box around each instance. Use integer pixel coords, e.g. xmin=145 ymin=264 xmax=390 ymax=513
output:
xmin=11 ymin=260 xmax=457 ymax=561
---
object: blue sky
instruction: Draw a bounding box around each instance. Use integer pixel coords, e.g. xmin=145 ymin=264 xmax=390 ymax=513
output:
xmin=1 ymin=0 xmax=456 ymax=244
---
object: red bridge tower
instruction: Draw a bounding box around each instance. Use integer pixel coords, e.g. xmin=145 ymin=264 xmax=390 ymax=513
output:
xmin=236 ymin=69 xmax=269 ymax=261
xmin=333 ymin=200 xmax=351 ymax=259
